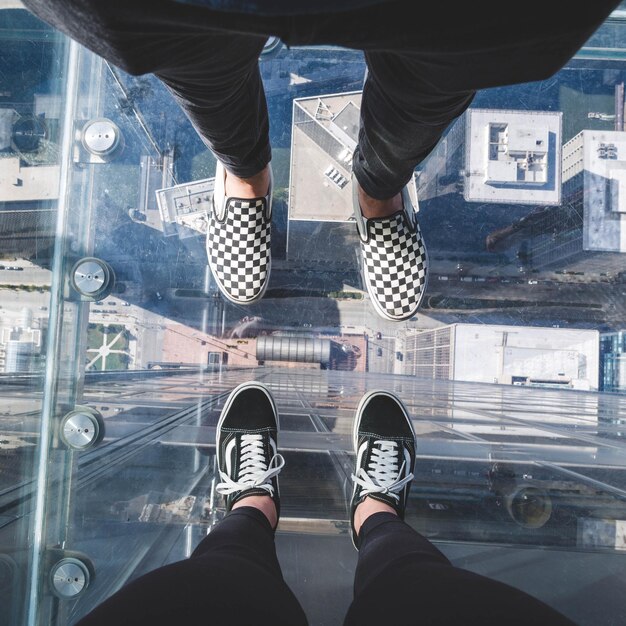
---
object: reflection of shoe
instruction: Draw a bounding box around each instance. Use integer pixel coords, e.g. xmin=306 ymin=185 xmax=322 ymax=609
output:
xmin=216 ymin=382 xmax=284 ymax=519
xmin=350 ymin=390 xmax=416 ymax=548
xmin=353 ymin=181 xmax=428 ymax=321
xmin=207 ymin=161 xmax=272 ymax=304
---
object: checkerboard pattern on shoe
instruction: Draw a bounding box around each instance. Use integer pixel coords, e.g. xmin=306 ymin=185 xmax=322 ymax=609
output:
xmin=207 ymin=198 xmax=271 ymax=304
xmin=360 ymin=211 xmax=428 ymax=321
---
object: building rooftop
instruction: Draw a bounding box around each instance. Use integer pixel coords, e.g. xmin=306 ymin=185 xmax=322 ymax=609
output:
xmin=565 ymin=130 xmax=626 ymax=253
xmin=464 ymin=108 xmax=562 ymax=205
xmin=289 ymin=92 xmax=362 ymax=222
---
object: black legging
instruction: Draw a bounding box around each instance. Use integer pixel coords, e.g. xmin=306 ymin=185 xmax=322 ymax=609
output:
xmin=77 ymin=507 xmax=575 ymax=625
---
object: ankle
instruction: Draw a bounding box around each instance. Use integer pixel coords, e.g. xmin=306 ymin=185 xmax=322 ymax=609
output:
xmin=353 ymin=497 xmax=397 ymax=536
xmin=357 ymin=184 xmax=402 ymax=219
xmin=232 ymin=494 xmax=278 ymax=529
xmin=225 ymin=165 xmax=271 ymax=199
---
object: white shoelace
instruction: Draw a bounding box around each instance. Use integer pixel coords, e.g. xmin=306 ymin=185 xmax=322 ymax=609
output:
xmin=216 ymin=433 xmax=284 ymax=497
xmin=352 ymin=440 xmax=414 ymax=502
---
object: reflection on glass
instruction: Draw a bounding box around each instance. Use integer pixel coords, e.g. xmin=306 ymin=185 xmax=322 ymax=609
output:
xmin=0 ymin=5 xmax=626 ymax=626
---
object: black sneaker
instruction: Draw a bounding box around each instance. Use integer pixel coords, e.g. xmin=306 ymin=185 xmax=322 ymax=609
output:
xmin=215 ymin=382 xmax=284 ymax=520
xmin=353 ymin=178 xmax=428 ymax=322
xmin=207 ymin=161 xmax=273 ymax=304
xmin=350 ymin=390 xmax=416 ymax=548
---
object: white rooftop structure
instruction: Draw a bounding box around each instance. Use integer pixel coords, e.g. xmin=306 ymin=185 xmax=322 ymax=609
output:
xmin=464 ymin=109 xmax=562 ymax=205
xmin=289 ymin=91 xmax=361 ymax=222
xmin=289 ymin=91 xmax=417 ymax=222
xmin=404 ymin=323 xmax=599 ymax=391
xmin=562 ymin=130 xmax=626 ymax=253
xmin=155 ymin=177 xmax=214 ymax=238
xmin=0 ymin=155 xmax=59 ymax=202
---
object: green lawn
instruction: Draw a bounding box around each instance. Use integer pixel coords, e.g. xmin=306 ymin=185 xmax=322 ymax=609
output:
xmin=86 ymin=324 xmax=130 ymax=370
xmin=87 ymin=323 xmax=106 ymax=350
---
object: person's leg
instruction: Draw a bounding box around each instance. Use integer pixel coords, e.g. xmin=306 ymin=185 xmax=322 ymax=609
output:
xmin=345 ymin=506 xmax=576 ymax=626
xmin=23 ymin=0 xmax=272 ymax=188
xmin=348 ymin=0 xmax=619 ymax=210
xmin=77 ymin=505 xmax=305 ymax=626
xmin=154 ymin=32 xmax=271 ymax=191
xmin=354 ymin=52 xmax=475 ymax=208
xmin=350 ymin=52 xmax=472 ymax=322
xmin=78 ymin=382 xmax=307 ymax=626
xmin=349 ymin=2 xmax=617 ymax=322
xmin=345 ymin=389 xmax=574 ymax=626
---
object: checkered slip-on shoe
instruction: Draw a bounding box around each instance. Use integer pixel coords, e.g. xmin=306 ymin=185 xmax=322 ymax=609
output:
xmin=215 ymin=382 xmax=284 ymax=521
xmin=349 ymin=390 xmax=416 ymax=549
xmin=207 ymin=161 xmax=273 ymax=304
xmin=353 ymin=180 xmax=428 ymax=321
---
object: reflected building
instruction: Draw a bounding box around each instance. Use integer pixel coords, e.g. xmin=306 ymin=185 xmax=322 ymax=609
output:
xmin=601 ymin=331 xmax=626 ymax=393
xmin=403 ymin=323 xmax=599 ymax=391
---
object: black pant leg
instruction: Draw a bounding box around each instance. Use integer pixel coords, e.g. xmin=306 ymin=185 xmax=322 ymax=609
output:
xmin=353 ymin=50 xmax=475 ymax=199
xmin=23 ymin=0 xmax=271 ymax=178
xmin=154 ymin=32 xmax=271 ymax=178
xmin=77 ymin=507 xmax=307 ymax=626
xmin=353 ymin=0 xmax=620 ymax=200
xmin=344 ymin=512 xmax=575 ymax=626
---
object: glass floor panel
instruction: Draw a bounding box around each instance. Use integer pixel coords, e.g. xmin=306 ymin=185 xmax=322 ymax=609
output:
xmin=1 ymin=5 xmax=626 ymax=625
